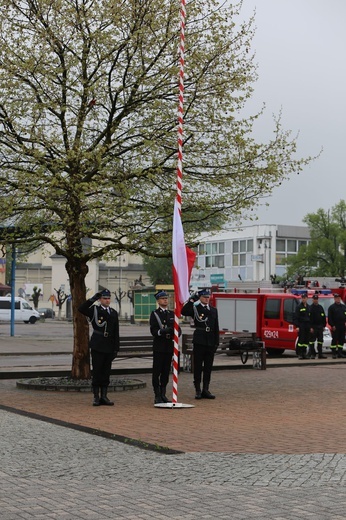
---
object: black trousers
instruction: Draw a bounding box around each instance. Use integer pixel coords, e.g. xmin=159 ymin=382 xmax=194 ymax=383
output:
xmin=331 ymin=325 xmax=346 ymax=348
xmin=297 ymin=323 xmax=310 ymax=348
xmin=193 ymin=343 xmax=215 ymax=388
xmin=152 ymin=351 xmax=173 ymax=389
xmin=91 ymin=350 xmax=113 ymax=387
xmin=309 ymin=326 xmax=324 ymax=346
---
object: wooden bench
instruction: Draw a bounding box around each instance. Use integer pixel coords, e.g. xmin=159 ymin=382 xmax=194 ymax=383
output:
xmin=115 ymin=335 xmax=153 ymax=359
xmin=114 ymin=335 xmax=180 ymax=372
xmin=181 ymin=333 xmax=266 ymax=371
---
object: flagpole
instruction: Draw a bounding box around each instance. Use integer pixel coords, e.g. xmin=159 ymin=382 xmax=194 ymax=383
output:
xmin=172 ymin=0 xmax=186 ymax=405
xmin=155 ymin=0 xmax=194 ymax=409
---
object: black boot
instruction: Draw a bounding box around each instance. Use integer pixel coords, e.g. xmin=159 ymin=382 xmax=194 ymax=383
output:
xmin=100 ymin=386 xmax=114 ymax=406
xmin=201 ymin=385 xmax=216 ymax=399
xmin=337 ymin=349 xmax=346 ymax=358
xmin=308 ymin=344 xmax=316 ymax=359
xmin=92 ymin=386 xmax=100 ymax=407
xmin=299 ymin=347 xmax=309 ymax=360
xmin=317 ymin=345 xmax=327 ymax=359
xmin=297 ymin=346 xmax=304 ymax=360
xmin=154 ymin=387 xmax=164 ymax=404
xmin=160 ymin=386 xmax=171 ymax=403
xmin=194 ymin=384 xmax=202 ymax=400
xmin=332 ymin=349 xmax=337 ymax=359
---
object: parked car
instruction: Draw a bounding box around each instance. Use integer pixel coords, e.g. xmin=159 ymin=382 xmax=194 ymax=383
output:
xmin=38 ymin=307 xmax=55 ymax=319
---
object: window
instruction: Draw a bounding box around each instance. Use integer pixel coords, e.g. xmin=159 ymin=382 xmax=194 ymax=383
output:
xmin=287 ymin=240 xmax=297 ymax=253
xmin=264 ymin=299 xmax=281 ymax=319
xmin=298 ymin=240 xmax=307 ymax=250
xmin=198 ymin=244 xmax=205 ymax=255
xmin=275 ymin=238 xmax=310 ymax=267
xmin=275 ymin=253 xmax=286 ymax=265
xmin=232 ymin=240 xmax=252 ymax=267
xmin=276 ymin=239 xmax=285 ymax=252
xmin=283 ymin=298 xmax=298 ymax=323
xmin=202 ymin=242 xmax=225 ymax=269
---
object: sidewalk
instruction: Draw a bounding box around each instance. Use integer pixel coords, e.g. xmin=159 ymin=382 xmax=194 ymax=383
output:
xmin=3 ymin=328 xmax=346 ymax=519
xmin=1 ymin=362 xmax=346 ymax=454
xmin=1 ymin=321 xmax=346 ymax=454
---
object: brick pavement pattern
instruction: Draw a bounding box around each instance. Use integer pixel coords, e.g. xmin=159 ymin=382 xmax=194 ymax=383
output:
xmin=2 ymin=348 xmax=346 ymax=517
xmin=1 ymin=365 xmax=346 ymax=454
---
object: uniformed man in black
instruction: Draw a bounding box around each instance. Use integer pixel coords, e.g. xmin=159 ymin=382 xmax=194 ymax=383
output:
xmin=78 ymin=289 xmax=119 ymax=406
xmin=308 ymin=293 xmax=327 ymax=359
xmin=150 ymin=290 xmax=180 ymax=404
xmin=328 ymin=293 xmax=346 ymax=359
xmin=181 ymin=288 xmax=219 ymax=399
xmin=293 ymin=292 xmax=311 ymax=360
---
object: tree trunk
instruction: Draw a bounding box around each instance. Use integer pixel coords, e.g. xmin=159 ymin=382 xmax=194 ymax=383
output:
xmin=66 ymin=259 xmax=90 ymax=380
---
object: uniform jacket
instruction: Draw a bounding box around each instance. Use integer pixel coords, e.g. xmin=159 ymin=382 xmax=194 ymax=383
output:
xmin=328 ymin=303 xmax=346 ymax=328
xmin=293 ymin=302 xmax=311 ymax=327
xmin=149 ymin=307 xmax=180 ymax=353
xmin=181 ymin=300 xmax=219 ymax=350
xmin=78 ymin=299 xmax=120 ymax=354
xmin=310 ymin=303 xmax=326 ymax=328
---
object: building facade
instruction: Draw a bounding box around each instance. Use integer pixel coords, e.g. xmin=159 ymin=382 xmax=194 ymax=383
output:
xmin=10 ymin=244 xmax=151 ymax=318
xmin=191 ymin=224 xmax=310 ymax=290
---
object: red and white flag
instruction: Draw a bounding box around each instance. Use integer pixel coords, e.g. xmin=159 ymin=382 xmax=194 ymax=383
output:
xmin=172 ymin=198 xmax=196 ymax=317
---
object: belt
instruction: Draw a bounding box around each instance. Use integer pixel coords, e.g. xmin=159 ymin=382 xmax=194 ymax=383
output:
xmin=92 ymin=330 xmax=109 ymax=337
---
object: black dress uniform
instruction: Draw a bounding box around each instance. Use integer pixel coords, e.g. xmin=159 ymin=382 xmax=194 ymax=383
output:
xmin=328 ymin=294 xmax=346 ymax=359
xmin=78 ymin=289 xmax=119 ymax=406
xmin=181 ymin=289 xmax=219 ymax=399
xmin=149 ymin=291 xmax=178 ymax=404
xmin=308 ymin=295 xmax=327 ymax=359
xmin=293 ymin=293 xmax=311 ymax=360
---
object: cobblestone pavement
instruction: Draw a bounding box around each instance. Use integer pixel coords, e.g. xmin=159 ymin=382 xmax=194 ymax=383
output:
xmin=2 ymin=363 xmax=346 ymax=518
xmin=2 ymin=409 xmax=346 ymax=520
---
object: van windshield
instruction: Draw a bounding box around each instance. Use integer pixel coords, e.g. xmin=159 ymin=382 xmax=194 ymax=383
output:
xmin=22 ymin=302 xmax=33 ymax=310
xmin=309 ymin=297 xmax=334 ymax=315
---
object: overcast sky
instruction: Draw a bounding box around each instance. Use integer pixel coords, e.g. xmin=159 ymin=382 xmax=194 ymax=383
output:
xmin=237 ymin=0 xmax=346 ymax=226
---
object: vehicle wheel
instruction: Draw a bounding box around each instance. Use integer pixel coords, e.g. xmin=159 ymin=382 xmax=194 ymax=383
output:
xmin=266 ymin=348 xmax=285 ymax=357
xmin=29 ymin=317 xmax=37 ymax=324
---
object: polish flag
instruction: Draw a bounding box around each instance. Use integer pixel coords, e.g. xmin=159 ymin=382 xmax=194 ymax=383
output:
xmin=172 ymin=198 xmax=196 ymax=317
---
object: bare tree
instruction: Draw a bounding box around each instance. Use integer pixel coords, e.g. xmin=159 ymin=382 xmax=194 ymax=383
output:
xmin=0 ymin=0 xmax=313 ymax=378
xmin=54 ymin=287 xmax=69 ymax=320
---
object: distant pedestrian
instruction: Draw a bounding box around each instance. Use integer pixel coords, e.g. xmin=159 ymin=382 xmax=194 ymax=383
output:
xmin=181 ymin=289 xmax=219 ymax=399
xmin=293 ymin=292 xmax=311 ymax=360
xmin=328 ymin=293 xmax=346 ymax=359
xmin=149 ymin=290 xmax=180 ymax=404
xmin=78 ymin=289 xmax=119 ymax=406
xmin=308 ymin=294 xmax=327 ymax=359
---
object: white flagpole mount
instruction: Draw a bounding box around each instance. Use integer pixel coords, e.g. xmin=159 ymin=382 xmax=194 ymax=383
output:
xmin=154 ymin=402 xmax=194 ymax=409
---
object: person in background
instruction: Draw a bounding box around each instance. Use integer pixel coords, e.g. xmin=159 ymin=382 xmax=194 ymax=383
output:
xmin=328 ymin=293 xmax=346 ymax=359
xmin=150 ymin=290 xmax=180 ymax=404
xmin=78 ymin=289 xmax=119 ymax=406
xmin=181 ymin=289 xmax=219 ymax=400
xmin=293 ymin=292 xmax=311 ymax=360
xmin=308 ymin=293 xmax=327 ymax=359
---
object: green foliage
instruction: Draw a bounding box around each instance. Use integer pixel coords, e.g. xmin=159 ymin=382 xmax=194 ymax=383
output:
xmin=142 ymin=256 xmax=173 ymax=285
xmin=0 ymin=0 xmax=315 ymax=376
xmin=286 ymin=200 xmax=346 ymax=278
xmin=0 ymin=0 xmax=313 ymax=261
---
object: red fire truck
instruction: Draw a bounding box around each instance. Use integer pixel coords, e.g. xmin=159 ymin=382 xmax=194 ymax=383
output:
xmin=210 ymin=289 xmax=335 ymax=356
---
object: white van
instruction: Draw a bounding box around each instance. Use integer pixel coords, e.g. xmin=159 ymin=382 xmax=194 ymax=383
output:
xmin=0 ymin=297 xmax=40 ymax=324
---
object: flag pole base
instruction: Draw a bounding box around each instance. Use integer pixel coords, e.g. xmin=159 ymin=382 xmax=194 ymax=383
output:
xmin=154 ymin=402 xmax=194 ymax=409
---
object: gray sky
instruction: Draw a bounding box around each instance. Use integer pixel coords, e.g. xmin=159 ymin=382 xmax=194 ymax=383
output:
xmin=238 ymin=0 xmax=346 ymax=226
